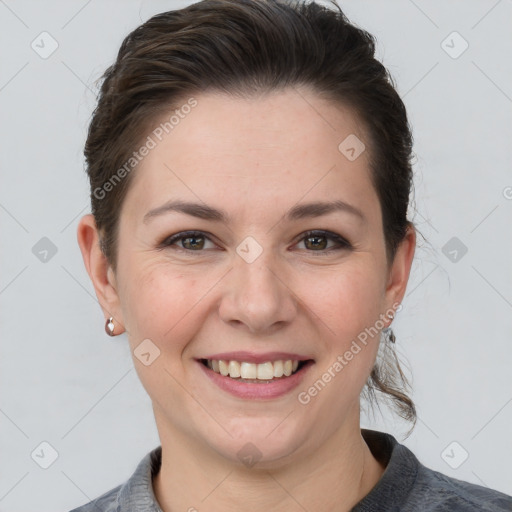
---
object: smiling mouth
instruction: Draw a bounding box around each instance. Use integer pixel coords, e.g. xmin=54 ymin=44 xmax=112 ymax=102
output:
xmin=199 ymin=358 xmax=313 ymax=383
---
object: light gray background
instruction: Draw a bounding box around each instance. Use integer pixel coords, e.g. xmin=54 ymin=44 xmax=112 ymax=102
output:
xmin=1 ymin=1 xmax=511 ymax=510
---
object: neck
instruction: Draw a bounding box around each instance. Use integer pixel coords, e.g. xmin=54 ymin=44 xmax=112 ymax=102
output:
xmin=152 ymin=407 xmax=385 ymax=512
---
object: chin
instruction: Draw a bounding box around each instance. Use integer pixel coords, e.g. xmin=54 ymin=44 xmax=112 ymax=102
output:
xmin=203 ymin=416 xmax=312 ymax=469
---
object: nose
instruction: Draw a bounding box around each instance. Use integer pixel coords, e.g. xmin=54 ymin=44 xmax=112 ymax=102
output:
xmin=218 ymin=251 xmax=298 ymax=335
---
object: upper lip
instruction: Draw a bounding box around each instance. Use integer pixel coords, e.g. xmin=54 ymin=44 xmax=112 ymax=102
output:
xmin=199 ymin=351 xmax=314 ymax=364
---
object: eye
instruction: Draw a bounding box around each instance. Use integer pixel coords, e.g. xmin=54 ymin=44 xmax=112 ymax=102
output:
xmin=158 ymin=229 xmax=352 ymax=254
xmin=159 ymin=231 xmax=217 ymax=252
xmin=295 ymin=230 xmax=352 ymax=254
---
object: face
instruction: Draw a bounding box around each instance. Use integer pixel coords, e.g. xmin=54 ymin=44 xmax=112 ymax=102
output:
xmin=80 ymin=87 xmax=414 ymax=468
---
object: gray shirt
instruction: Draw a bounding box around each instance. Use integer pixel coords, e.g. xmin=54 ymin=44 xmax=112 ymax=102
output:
xmin=69 ymin=429 xmax=512 ymax=511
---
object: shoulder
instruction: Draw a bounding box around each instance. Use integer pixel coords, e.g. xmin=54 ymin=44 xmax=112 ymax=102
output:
xmin=68 ymin=483 xmax=122 ymax=512
xmin=412 ymin=464 xmax=512 ymax=511
xmin=356 ymin=430 xmax=512 ymax=512
xmin=67 ymin=446 xmax=163 ymax=512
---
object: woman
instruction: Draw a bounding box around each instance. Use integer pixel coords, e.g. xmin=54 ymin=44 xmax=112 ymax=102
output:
xmin=71 ymin=0 xmax=512 ymax=510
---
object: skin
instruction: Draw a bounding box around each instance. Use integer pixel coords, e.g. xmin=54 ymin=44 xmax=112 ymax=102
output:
xmin=77 ymin=86 xmax=416 ymax=512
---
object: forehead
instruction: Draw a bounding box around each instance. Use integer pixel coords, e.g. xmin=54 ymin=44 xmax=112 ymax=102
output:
xmin=122 ymin=88 xmax=381 ymax=229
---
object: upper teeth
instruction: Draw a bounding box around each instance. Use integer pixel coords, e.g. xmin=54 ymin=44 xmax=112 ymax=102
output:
xmin=206 ymin=359 xmax=300 ymax=379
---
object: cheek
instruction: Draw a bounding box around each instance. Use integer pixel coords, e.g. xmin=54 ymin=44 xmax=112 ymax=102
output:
xmin=119 ymin=259 xmax=216 ymax=359
xmin=307 ymin=263 xmax=384 ymax=338
xmin=124 ymin=269 xmax=192 ymax=339
xmin=302 ymin=263 xmax=383 ymax=388
xmin=120 ymin=266 xmax=202 ymax=399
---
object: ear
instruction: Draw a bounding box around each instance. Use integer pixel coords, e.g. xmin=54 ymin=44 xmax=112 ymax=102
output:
xmin=383 ymin=224 xmax=416 ymax=324
xmin=77 ymin=214 xmax=125 ymax=334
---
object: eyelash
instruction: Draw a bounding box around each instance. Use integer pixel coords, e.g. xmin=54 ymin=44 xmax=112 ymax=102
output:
xmin=158 ymin=230 xmax=352 ymax=255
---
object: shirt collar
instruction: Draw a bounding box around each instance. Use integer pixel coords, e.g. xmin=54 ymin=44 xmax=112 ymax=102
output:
xmin=117 ymin=445 xmax=164 ymax=512
xmin=353 ymin=429 xmax=419 ymax=511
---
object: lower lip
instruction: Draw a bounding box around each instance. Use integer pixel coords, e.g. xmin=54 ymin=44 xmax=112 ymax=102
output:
xmin=197 ymin=360 xmax=314 ymax=400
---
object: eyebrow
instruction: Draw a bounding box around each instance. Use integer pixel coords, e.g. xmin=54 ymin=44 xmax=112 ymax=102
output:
xmin=143 ymin=199 xmax=366 ymax=224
